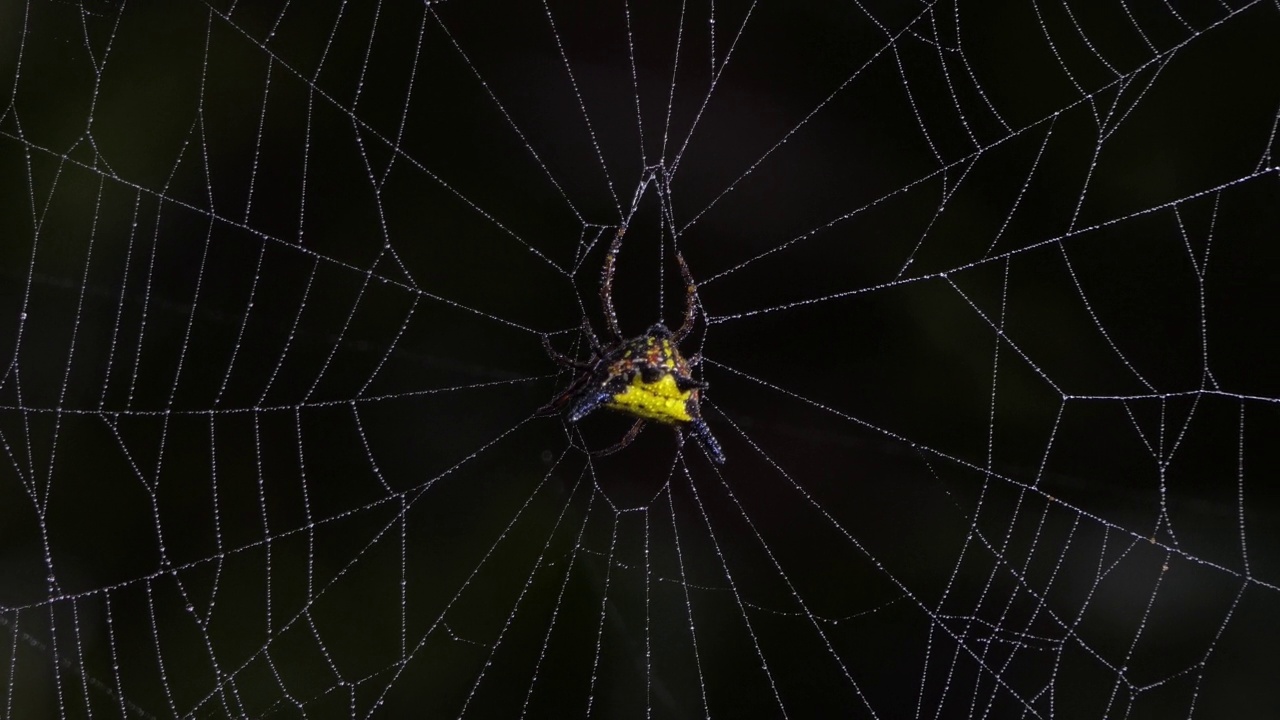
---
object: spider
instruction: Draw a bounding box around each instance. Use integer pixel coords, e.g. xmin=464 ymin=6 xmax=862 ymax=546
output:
xmin=539 ymin=227 xmax=725 ymax=464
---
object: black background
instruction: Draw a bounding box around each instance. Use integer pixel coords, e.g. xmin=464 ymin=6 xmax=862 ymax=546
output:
xmin=1 ymin=1 xmax=1278 ymax=717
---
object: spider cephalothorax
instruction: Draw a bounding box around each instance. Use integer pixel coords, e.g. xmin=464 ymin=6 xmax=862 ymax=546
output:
xmin=540 ymin=228 xmax=725 ymax=464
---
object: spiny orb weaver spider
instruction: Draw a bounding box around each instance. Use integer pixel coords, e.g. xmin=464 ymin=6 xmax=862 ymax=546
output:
xmin=540 ymin=227 xmax=725 ymax=464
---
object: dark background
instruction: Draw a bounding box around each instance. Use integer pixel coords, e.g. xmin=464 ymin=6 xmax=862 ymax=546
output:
xmin=1 ymin=1 xmax=1278 ymax=717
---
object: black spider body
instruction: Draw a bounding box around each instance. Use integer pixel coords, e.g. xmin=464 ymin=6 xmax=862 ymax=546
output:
xmin=540 ymin=229 xmax=725 ymax=464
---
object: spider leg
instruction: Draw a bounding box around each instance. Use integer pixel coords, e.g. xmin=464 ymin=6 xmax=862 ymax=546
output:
xmin=541 ymin=333 xmax=594 ymax=370
xmin=579 ymin=315 xmax=606 ymax=356
xmin=590 ymin=418 xmax=647 ymax=458
xmin=600 ymin=227 xmax=626 ymax=341
xmin=536 ymin=371 xmax=593 ymax=416
xmin=671 ymin=245 xmax=699 ymax=343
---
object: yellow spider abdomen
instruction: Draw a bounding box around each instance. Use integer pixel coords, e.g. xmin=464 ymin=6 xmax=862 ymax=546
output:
xmin=605 ymin=372 xmax=694 ymax=424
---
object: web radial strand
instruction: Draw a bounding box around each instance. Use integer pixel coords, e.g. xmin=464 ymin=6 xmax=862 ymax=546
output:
xmin=0 ymin=1 xmax=1276 ymax=719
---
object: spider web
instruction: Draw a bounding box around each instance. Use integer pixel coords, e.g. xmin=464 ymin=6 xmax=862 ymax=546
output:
xmin=1 ymin=0 xmax=1278 ymax=717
